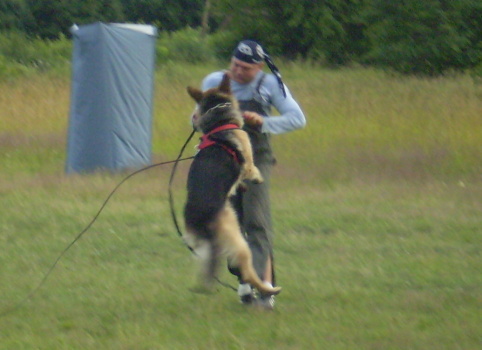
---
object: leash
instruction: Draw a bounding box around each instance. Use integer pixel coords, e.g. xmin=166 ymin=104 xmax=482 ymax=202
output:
xmin=168 ymin=130 xmax=195 ymax=242
xmin=0 ymin=148 xmax=196 ymax=318
xmin=1 ymin=130 xmax=237 ymax=317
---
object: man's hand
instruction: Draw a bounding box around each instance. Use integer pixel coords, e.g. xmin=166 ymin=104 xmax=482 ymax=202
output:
xmin=243 ymin=111 xmax=263 ymax=126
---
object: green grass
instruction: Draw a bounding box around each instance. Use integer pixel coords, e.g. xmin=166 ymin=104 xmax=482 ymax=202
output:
xmin=0 ymin=64 xmax=481 ymax=349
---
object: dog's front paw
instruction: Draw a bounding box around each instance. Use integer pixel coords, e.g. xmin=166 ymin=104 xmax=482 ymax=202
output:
xmin=246 ymin=166 xmax=264 ymax=184
xmin=251 ymin=175 xmax=264 ymax=184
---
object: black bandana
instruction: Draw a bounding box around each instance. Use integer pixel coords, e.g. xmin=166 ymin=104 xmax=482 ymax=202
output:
xmin=233 ymin=40 xmax=287 ymax=98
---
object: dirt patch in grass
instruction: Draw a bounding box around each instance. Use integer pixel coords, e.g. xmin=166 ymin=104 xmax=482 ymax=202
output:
xmin=0 ymin=132 xmax=66 ymax=149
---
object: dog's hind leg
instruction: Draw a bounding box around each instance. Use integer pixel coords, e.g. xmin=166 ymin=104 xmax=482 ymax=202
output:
xmin=184 ymin=230 xmax=220 ymax=294
xmin=214 ymin=204 xmax=281 ymax=296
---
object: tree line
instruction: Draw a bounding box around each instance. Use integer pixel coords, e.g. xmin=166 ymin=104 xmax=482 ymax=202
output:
xmin=1 ymin=0 xmax=481 ymax=75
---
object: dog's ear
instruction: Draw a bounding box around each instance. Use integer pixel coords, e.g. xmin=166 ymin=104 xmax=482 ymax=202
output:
xmin=219 ymin=73 xmax=231 ymax=94
xmin=187 ymin=86 xmax=203 ymax=103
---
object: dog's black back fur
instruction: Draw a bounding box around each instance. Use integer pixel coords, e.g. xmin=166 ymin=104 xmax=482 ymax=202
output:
xmin=184 ymin=145 xmax=241 ymax=239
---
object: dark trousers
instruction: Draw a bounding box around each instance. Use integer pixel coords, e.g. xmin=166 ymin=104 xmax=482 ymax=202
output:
xmin=229 ymin=154 xmax=275 ymax=285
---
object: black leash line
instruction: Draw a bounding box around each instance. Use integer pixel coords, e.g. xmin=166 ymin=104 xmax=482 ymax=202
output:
xmin=1 ymin=129 xmax=237 ymax=317
xmin=168 ymin=130 xmax=195 ymax=241
xmin=0 ymin=155 xmax=195 ymax=318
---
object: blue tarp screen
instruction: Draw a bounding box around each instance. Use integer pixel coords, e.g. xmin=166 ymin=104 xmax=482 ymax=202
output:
xmin=66 ymin=22 xmax=157 ymax=173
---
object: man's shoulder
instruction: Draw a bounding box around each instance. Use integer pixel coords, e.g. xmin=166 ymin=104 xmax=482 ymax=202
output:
xmin=258 ymin=72 xmax=279 ymax=88
xmin=257 ymin=73 xmax=288 ymax=99
xmin=202 ymin=71 xmax=225 ymax=90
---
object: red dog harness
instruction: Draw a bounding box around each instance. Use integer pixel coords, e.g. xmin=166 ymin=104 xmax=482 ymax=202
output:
xmin=197 ymin=124 xmax=241 ymax=163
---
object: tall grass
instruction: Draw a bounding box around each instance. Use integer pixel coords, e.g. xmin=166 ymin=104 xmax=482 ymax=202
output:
xmin=0 ymin=64 xmax=481 ymax=349
xmin=148 ymin=60 xmax=482 ymax=184
xmin=2 ymin=62 xmax=480 ymax=181
xmin=279 ymin=64 xmax=482 ymax=181
xmin=0 ymin=32 xmax=72 ymax=79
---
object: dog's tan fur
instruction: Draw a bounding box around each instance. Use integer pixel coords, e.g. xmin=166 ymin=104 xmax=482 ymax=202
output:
xmin=184 ymin=74 xmax=281 ymax=296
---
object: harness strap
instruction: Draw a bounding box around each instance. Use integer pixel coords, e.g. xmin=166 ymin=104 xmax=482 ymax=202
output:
xmin=198 ymin=124 xmax=241 ymax=163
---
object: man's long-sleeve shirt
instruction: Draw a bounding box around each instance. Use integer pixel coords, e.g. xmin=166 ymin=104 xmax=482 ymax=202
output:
xmin=202 ymin=71 xmax=306 ymax=135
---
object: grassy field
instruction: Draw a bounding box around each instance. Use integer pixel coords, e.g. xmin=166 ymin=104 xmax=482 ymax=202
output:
xmin=0 ymin=64 xmax=481 ymax=349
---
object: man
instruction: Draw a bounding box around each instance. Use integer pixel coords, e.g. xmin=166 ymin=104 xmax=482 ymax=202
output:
xmin=200 ymin=40 xmax=306 ymax=309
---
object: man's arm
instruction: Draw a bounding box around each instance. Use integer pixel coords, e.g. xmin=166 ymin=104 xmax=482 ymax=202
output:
xmin=259 ymin=74 xmax=306 ymax=134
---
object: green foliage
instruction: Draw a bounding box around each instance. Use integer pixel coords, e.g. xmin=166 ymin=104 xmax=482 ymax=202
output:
xmin=470 ymin=60 xmax=482 ymax=79
xmin=23 ymin=0 xmax=72 ymax=39
xmin=211 ymin=0 xmax=366 ymax=65
xmin=24 ymin=0 xmax=125 ymax=39
xmin=0 ymin=27 xmax=218 ymax=77
xmin=119 ymin=0 xmax=164 ymax=29
xmin=453 ymin=0 xmax=482 ymax=69
xmin=121 ymin=0 xmax=204 ymax=31
xmin=0 ymin=0 xmax=480 ymax=75
xmin=0 ymin=0 xmax=31 ymax=32
xmin=206 ymin=30 xmax=241 ymax=61
xmin=156 ymin=27 xmax=216 ymax=64
xmin=0 ymin=31 xmax=71 ymax=74
xmin=208 ymin=0 xmax=481 ymax=73
xmin=362 ymin=0 xmax=482 ymax=75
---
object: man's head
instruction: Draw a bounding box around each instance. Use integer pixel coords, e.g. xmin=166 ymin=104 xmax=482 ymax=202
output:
xmin=229 ymin=40 xmax=287 ymax=97
xmin=229 ymin=40 xmax=265 ymax=84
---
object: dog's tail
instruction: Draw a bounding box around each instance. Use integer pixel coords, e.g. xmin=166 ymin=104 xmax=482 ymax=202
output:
xmin=237 ymin=254 xmax=282 ymax=296
xmin=216 ymin=204 xmax=282 ymax=296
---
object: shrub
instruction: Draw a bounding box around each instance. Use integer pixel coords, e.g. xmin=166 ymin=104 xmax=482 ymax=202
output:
xmin=0 ymin=31 xmax=72 ymax=71
xmin=156 ymin=27 xmax=216 ymax=64
xmin=362 ymin=0 xmax=482 ymax=75
xmin=206 ymin=30 xmax=240 ymax=61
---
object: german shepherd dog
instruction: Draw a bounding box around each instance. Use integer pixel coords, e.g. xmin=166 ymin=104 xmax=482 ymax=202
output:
xmin=183 ymin=73 xmax=282 ymax=297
